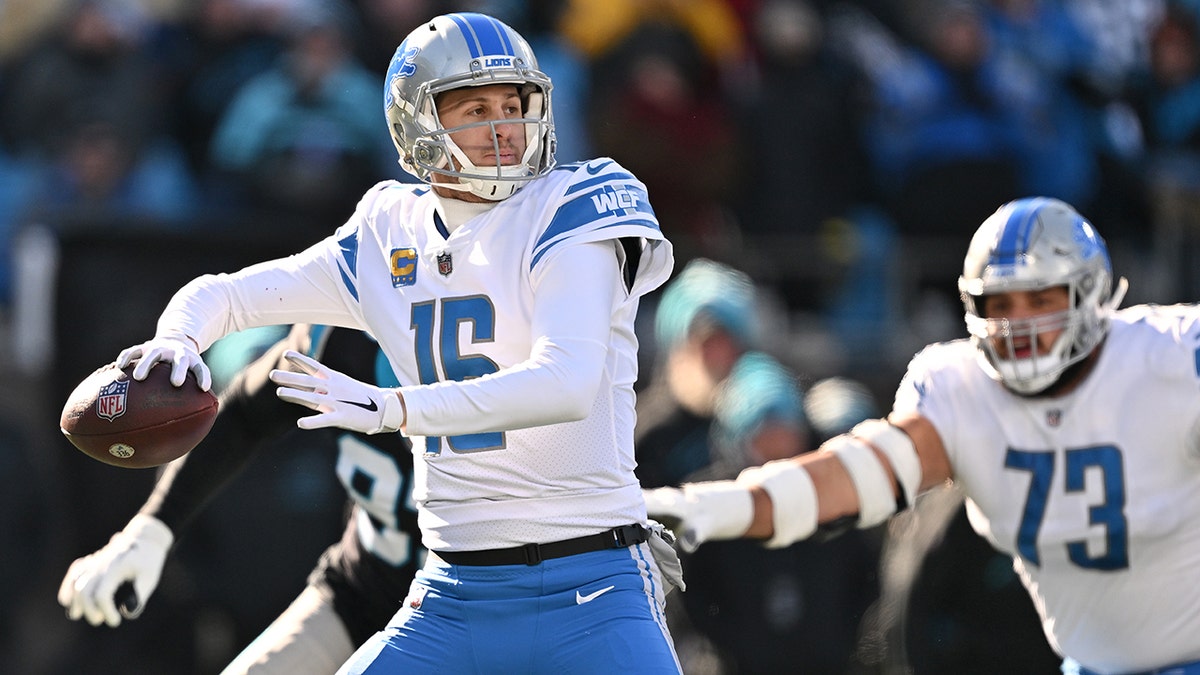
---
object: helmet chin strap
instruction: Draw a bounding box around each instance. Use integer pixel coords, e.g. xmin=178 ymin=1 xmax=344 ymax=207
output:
xmin=1104 ymin=277 xmax=1129 ymax=315
xmin=434 ymin=134 xmax=535 ymax=201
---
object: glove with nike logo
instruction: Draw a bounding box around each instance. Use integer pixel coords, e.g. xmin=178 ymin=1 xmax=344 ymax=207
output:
xmin=270 ymin=350 xmax=405 ymax=434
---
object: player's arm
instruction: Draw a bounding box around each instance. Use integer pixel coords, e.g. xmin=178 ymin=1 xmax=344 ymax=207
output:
xmin=115 ymin=237 xmax=360 ymax=390
xmin=58 ymin=325 xmax=322 ymax=627
xmin=271 ymin=240 xmax=621 ymax=436
xmin=644 ymin=412 xmax=953 ymax=551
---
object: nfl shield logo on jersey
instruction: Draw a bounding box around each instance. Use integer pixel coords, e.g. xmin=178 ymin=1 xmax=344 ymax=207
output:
xmin=437 ymin=251 xmax=453 ymax=276
xmin=1046 ymin=409 xmax=1062 ymax=427
xmin=96 ymin=380 xmax=129 ymax=421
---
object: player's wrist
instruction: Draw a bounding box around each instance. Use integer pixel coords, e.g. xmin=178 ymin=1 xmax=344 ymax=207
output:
xmin=378 ymin=389 xmax=405 ymax=434
xmin=123 ymin=514 xmax=174 ymax=551
xmin=684 ymin=480 xmax=755 ymax=541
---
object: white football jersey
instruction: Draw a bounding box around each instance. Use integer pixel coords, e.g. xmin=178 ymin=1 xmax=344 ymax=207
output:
xmin=163 ymin=158 xmax=672 ymax=552
xmin=894 ymin=304 xmax=1200 ymax=673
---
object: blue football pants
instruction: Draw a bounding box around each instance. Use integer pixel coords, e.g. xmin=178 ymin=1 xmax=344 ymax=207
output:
xmin=336 ymin=542 xmax=681 ymax=674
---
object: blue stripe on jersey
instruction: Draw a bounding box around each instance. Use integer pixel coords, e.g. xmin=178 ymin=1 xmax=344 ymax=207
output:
xmin=531 ymin=218 xmax=659 ymax=270
xmin=563 ymin=169 xmax=638 ymax=197
xmin=535 ymin=182 xmax=656 ymax=252
xmin=993 ymin=198 xmax=1046 ymax=266
xmin=338 ymin=231 xmax=360 ymax=301
xmin=448 ymin=13 xmax=512 ymax=58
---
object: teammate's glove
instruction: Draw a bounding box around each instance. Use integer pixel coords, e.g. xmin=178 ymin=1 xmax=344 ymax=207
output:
xmin=58 ymin=514 xmax=174 ymax=627
xmin=270 ymin=350 xmax=405 ymax=434
xmin=642 ymin=482 xmax=754 ymax=553
xmin=117 ymin=333 xmax=211 ymax=391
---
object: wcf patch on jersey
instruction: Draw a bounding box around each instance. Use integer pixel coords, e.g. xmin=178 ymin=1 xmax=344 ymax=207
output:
xmin=390 ymin=247 xmax=418 ymax=287
xmin=97 ymin=379 xmax=128 ymax=421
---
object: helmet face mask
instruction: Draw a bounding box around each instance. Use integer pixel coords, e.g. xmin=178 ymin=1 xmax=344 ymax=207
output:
xmin=384 ymin=13 xmax=556 ymax=201
xmin=958 ymin=197 xmax=1126 ymax=395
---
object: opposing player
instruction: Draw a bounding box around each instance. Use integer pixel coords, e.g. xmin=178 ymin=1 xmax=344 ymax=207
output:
xmin=58 ymin=325 xmax=422 ymax=674
xmin=106 ymin=12 xmax=681 ymax=674
xmin=645 ymin=197 xmax=1200 ymax=674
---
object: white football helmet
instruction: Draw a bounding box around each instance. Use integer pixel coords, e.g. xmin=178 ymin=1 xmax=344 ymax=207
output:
xmin=384 ymin=12 xmax=556 ymax=200
xmin=958 ymin=197 xmax=1127 ymax=395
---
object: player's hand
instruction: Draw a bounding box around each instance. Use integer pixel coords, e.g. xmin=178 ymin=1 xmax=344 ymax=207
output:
xmin=270 ymin=350 xmax=405 ymax=434
xmin=117 ymin=334 xmax=211 ymax=391
xmin=642 ymin=482 xmax=754 ymax=553
xmin=58 ymin=514 xmax=174 ymax=627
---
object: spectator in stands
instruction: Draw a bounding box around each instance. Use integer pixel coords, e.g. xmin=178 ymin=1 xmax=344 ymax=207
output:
xmin=850 ymin=0 xmax=1042 ymax=236
xmin=0 ymin=0 xmax=201 ymax=241
xmin=587 ymin=22 xmax=744 ymax=266
xmin=1130 ymin=1 xmax=1200 ymax=299
xmin=0 ymin=0 xmax=166 ymax=164
xmin=162 ymin=0 xmax=289 ymax=182
xmin=208 ymin=0 xmax=394 ymax=240
xmin=635 ymin=259 xmax=878 ymax=674
xmin=735 ymin=0 xmax=870 ymax=239
xmin=347 ymin=0 xmax=433 ymax=77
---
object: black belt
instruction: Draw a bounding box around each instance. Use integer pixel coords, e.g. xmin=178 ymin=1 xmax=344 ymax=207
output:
xmin=435 ymin=524 xmax=649 ymax=566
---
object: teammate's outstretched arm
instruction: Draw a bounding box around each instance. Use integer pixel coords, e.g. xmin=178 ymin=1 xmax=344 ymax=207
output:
xmin=58 ymin=326 xmax=317 ymax=627
xmin=643 ymin=413 xmax=952 ymax=551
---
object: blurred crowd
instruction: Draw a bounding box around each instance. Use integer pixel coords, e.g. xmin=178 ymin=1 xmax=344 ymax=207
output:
xmin=3 ymin=0 xmax=1200 ymax=672
xmin=0 ymin=0 xmax=1198 ymax=370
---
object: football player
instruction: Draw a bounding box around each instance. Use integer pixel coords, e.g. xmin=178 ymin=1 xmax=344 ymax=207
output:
xmin=105 ymin=12 xmax=682 ymax=674
xmin=59 ymin=324 xmax=422 ymax=674
xmin=646 ymin=197 xmax=1200 ymax=675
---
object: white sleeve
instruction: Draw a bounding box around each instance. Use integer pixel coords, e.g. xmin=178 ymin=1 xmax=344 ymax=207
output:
xmin=402 ymin=240 xmax=618 ymax=436
xmin=155 ymin=240 xmax=362 ymax=352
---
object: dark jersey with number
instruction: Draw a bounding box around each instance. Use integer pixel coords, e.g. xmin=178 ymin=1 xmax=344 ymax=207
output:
xmin=139 ymin=324 xmax=421 ymax=645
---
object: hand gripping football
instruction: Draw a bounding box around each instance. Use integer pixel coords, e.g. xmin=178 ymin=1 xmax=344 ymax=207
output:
xmin=60 ymin=361 xmax=218 ymax=468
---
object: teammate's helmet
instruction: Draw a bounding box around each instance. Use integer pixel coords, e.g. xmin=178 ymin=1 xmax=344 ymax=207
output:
xmin=958 ymin=197 xmax=1127 ymax=395
xmin=384 ymin=13 xmax=555 ymax=201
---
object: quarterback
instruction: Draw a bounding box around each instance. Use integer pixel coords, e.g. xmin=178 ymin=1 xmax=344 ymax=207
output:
xmin=113 ymin=12 xmax=681 ymax=674
xmin=647 ymin=197 xmax=1200 ymax=675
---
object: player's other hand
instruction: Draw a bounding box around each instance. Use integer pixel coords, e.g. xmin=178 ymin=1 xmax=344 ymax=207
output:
xmin=117 ymin=334 xmax=211 ymax=391
xmin=58 ymin=514 xmax=174 ymax=627
xmin=642 ymin=482 xmax=755 ymax=553
xmin=270 ymin=350 xmax=406 ymax=434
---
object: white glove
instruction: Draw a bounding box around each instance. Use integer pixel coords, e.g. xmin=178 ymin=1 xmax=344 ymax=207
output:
xmin=642 ymin=482 xmax=754 ymax=553
xmin=58 ymin=514 xmax=174 ymax=627
xmin=116 ymin=333 xmax=211 ymax=391
xmin=270 ymin=350 xmax=405 ymax=434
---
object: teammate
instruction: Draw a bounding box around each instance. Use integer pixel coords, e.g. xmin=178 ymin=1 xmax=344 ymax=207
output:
xmin=58 ymin=325 xmax=422 ymax=674
xmin=645 ymin=197 xmax=1200 ymax=675
xmin=105 ymin=12 xmax=681 ymax=674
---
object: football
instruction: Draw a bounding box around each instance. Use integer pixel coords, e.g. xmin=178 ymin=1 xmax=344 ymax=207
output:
xmin=60 ymin=361 xmax=219 ymax=469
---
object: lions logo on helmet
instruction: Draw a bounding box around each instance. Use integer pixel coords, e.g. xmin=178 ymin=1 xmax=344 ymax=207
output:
xmin=384 ymin=13 xmax=556 ymax=201
xmin=958 ymin=197 xmax=1128 ymax=395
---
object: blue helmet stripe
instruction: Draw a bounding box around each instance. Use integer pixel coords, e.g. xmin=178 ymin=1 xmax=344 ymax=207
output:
xmin=449 ymin=13 xmax=512 ymax=58
xmin=993 ymin=198 xmax=1047 ymax=266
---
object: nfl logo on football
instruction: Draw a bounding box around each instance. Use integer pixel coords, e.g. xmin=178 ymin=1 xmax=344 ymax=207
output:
xmin=97 ymin=380 xmax=129 ymax=421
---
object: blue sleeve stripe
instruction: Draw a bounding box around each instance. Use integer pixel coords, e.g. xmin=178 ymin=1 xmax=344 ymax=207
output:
xmin=538 ymin=182 xmax=656 ymax=250
xmin=339 ymin=266 xmax=359 ymax=301
xmin=449 ymin=13 xmax=513 ymax=58
xmin=563 ymin=170 xmax=637 ymax=197
xmin=337 ymin=231 xmax=360 ymax=301
xmin=531 ymin=218 xmax=660 ymax=271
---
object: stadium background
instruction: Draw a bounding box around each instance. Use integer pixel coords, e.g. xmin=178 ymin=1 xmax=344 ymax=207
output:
xmin=1 ymin=0 xmax=1197 ymax=672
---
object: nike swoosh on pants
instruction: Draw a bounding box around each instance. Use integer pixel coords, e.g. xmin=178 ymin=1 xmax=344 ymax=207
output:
xmin=575 ymin=585 xmax=615 ymax=604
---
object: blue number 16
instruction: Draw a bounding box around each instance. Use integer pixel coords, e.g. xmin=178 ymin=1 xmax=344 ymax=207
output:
xmin=411 ymin=296 xmax=504 ymax=455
